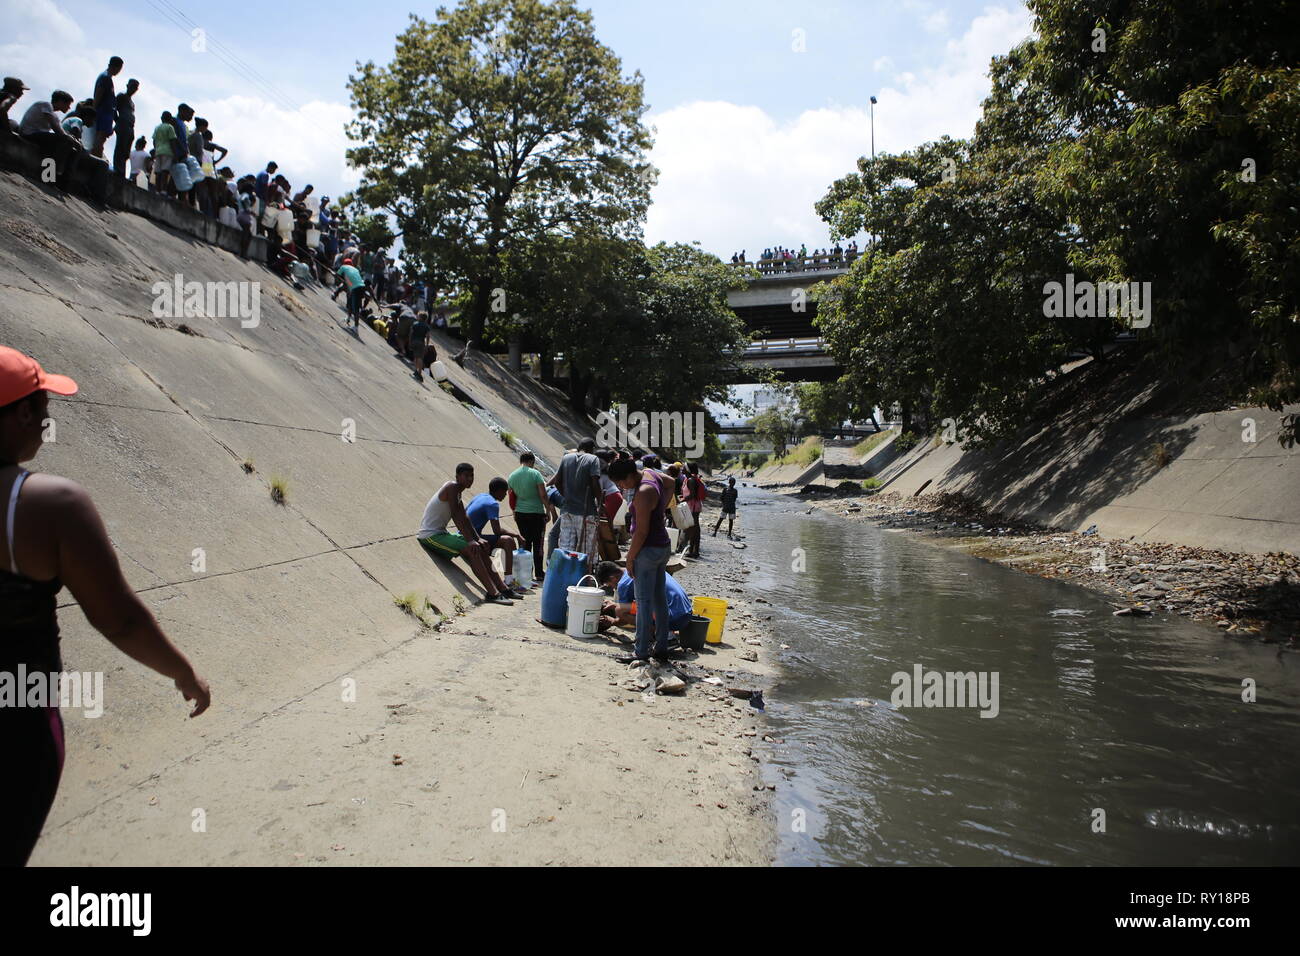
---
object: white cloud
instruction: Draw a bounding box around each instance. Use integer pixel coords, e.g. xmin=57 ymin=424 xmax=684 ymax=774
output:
xmin=924 ymin=10 xmax=952 ymax=33
xmin=873 ymin=56 xmax=895 ymax=72
xmin=645 ymin=4 xmax=1033 ymax=256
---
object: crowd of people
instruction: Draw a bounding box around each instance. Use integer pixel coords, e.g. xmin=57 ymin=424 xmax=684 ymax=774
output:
xmin=730 ymin=242 xmax=860 ymax=270
xmin=1 ymin=61 xmax=442 ymax=303
xmin=416 ymin=441 xmax=739 ymax=666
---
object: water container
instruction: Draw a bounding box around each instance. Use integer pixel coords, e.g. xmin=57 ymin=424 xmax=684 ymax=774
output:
xmin=306 ymin=227 xmax=321 ymax=249
xmin=692 ymin=596 xmax=728 ymax=644
xmin=540 ymin=549 xmax=587 ymax=626
xmin=171 ymin=157 xmax=193 ymax=192
xmin=681 ymin=615 xmax=710 ymax=651
xmin=512 ymin=548 xmax=533 ymax=588
xmin=431 ymin=361 xmax=449 ymax=382
xmin=275 ymin=207 xmax=294 ymax=240
xmin=565 ymin=574 xmax=605 ymax=639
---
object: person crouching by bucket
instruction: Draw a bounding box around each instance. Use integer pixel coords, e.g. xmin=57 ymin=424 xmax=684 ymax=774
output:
xmin=593 ymin=557 xmax=695 ymax=646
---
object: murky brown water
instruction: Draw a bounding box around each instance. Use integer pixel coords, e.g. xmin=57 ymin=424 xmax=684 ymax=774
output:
xmin=732 ymin=489 xmax=1300 ymax=865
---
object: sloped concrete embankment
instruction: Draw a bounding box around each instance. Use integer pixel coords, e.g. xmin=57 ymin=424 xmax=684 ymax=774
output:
xmin=872 ymin=404 xmax=1300 ymax=556
xmin=2 ymin=169 xmax=757 ymax=863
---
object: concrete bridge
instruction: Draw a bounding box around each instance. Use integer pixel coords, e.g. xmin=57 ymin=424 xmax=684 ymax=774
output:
xmin=727 ymin=260 xmax=850 ymax=383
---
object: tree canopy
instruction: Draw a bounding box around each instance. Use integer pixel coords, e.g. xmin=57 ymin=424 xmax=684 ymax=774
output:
xmin=814 ymin=0 xmax=1299 ymax=445
xmin=346 ymin=0 xmax=653 ymax=348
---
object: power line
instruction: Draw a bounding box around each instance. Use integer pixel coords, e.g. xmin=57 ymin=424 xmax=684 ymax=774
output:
xmin=142 ymin=0 xmax=302 ymax=113
xmin=153 ymin=0 xmax=302 ymax=112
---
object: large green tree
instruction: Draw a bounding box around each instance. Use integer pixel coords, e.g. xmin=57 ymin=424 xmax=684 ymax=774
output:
xmin=346 ymin=0 xmax=653 ymax=350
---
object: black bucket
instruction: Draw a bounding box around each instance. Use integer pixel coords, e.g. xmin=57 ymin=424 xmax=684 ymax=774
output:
xmin=682 ymin=615 xmax=710 ymax=651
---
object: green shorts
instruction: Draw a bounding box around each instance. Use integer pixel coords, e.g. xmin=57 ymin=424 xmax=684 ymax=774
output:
xmin=419 ymin=532 xmax=468 ymax=558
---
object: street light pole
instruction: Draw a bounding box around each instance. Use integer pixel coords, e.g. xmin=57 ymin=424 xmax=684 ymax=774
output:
xmin=869 ymin=95 xmax=877 ymax=160
xmin=868 ymin=95 xmax=878 ymax=249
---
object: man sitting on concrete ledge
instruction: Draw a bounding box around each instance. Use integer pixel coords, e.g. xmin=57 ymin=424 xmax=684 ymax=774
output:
xmin=417 ymin=463 xmax=525 ymax=605
xmin=18 ymin=89 xmax=83 ymax=187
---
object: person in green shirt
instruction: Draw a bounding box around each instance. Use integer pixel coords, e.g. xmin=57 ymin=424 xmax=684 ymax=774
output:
xmin=151 ymin=111 xmax=176 ymax=195
xmin=330 ymin=258 xmax=370 ymax=330
xmin=508 ymin=451 xmax=555 ymax=581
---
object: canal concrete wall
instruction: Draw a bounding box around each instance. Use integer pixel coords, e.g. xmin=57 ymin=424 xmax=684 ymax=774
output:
xmin=0 ymin=167 xmax=598 ymax=833
xmin=876 ymin=405 xmax=1300 ymax=556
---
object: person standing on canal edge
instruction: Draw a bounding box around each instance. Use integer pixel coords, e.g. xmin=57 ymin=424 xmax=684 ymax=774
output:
xmin=553 ymin=438 xmax=603 ymax=570
xmin=712 ymin=476 xmax=738 ymax=539
xmin=609 ymin=457 xmax=673 ymax=664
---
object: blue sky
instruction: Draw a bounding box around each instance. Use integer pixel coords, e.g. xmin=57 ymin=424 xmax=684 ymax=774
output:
xmin=4 ymin=0 xmax=1034 ymax=255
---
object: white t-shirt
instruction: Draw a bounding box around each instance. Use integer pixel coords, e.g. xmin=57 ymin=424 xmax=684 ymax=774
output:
xmin=129 ymin=148 xmax=149 ymax=176
xmin=418 ymin=484 xmax=456 ymax=537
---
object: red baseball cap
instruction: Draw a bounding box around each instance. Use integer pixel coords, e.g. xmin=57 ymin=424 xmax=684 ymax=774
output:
xmin=0 ymin=346 xmax=78 ymax=406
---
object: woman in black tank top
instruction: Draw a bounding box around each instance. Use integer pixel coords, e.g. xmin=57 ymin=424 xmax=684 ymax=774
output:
xmin=0 ymin=347 xmax=210 ymax=865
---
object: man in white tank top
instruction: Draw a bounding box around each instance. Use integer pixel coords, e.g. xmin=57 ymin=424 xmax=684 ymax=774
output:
xmin=417 ymin=463 xmax=521 ymax=605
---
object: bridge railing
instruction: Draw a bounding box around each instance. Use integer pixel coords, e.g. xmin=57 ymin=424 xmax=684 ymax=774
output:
xmin=745 ymin=337 xmax=827 ymax=354
xmin=733 ymin=253 xmax=857 ymax=276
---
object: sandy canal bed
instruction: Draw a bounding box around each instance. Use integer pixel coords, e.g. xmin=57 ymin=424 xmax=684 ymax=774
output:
xmin=33 ymin=521 xmax=779 ymax=867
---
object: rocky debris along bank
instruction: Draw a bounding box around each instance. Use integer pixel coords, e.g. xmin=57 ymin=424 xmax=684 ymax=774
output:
xmin=794 ymin=488 xmax=1299 ymax=646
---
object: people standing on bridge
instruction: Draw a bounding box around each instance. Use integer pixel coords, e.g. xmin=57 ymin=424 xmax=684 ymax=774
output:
xmin=0 ymin=347 xmax=211 ymax=866
xmin=712 ymin=476 xmax=739 ymax=538
xmin=417 ymin=463 xmax=519 ymax=605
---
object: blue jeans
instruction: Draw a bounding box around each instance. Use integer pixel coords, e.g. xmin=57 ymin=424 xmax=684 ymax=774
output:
xmin=632 ymin=544 xmax=671 ymax=660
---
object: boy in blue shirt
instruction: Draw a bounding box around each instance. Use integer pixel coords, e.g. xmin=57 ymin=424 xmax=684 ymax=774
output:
xmin=465 ymin=477 xmax=526 ymax=589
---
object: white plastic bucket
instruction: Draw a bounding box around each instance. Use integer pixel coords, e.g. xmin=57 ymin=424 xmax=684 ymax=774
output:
xmin=565 ymin=574 xmax=605 ymax=639
xmin=431 ymin=360 xmax=449 ymax=382
xmin=512 ymin=549 xmax=533 ymax=588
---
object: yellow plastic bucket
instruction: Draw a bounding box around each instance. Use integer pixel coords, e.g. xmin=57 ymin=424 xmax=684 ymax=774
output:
xmin=692 ymin=596 xmax=728 ymax=644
